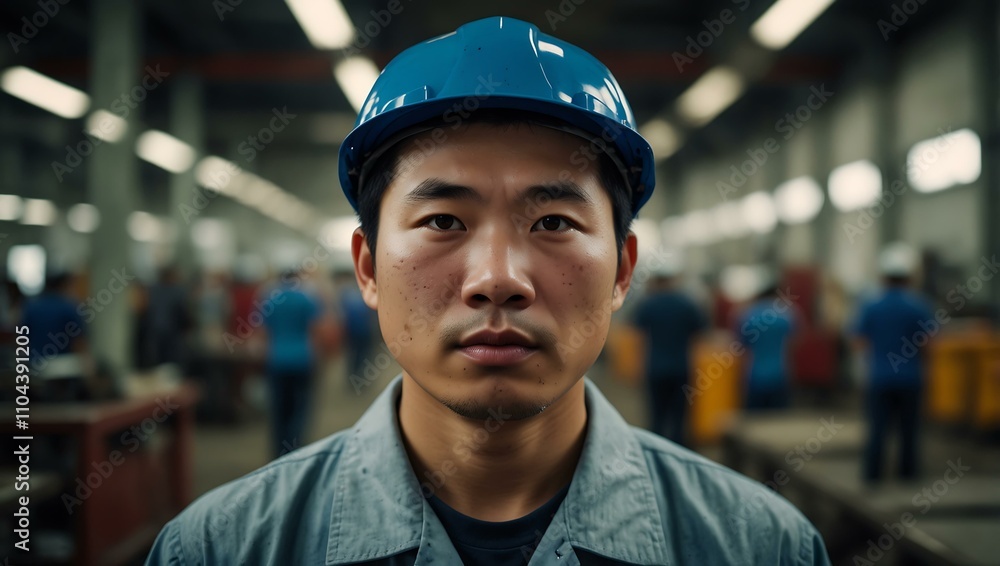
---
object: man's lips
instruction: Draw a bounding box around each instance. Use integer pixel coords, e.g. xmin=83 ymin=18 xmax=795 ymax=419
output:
xmin=457 ymin=328 xmax=539 ymax=365
xmin=457 ymin=344 xmax=537 ymax=365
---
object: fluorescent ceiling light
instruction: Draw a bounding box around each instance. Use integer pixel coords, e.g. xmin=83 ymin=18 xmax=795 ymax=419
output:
xmin=196 ymin=156 xmax=320 ymax=234
xmin=21 ymin=198 xmax=56 ymax=226
xmin=0 ymin=66 xmax=90 ymax=119
xmin=67 ymin=203 xmax=100 ymax=233
xmin=285 ymin=0 xmax=355 ymax=49
xmin=136 ymin=130 xmax=197 ymax=173
xmin=0 ymin=194 xmax=24 ymax=221
xmin=775 ymin=176 xmax=824 ymax=224
xmin=676 ymin=66 xmax=745 ymax=127
xmin=750 ymin=0 xmax=837 ymax=50
xmin=196 ymin=156 xmax=243 ymax=194
xmin=85 ymin=109 xmax=127 ymax=143
xmin=334 ymin=56 xmax=380 ymax=113
xmin=908 ymin=128 xmax=982 ymax=193
xmin=741 ymin=191 xmax=777 ymax=234
xmin=128 ymin=211 xmax=163 ymax=242
xmin=829 ymin=159 xmax=882 ymax=212
xmin=192 ymin=218 xmax=231 ymax=250
xmin=7 ymin=245 xmax=46 ymax=296
xmin=639 ymin=119 xmax=683 ymax=161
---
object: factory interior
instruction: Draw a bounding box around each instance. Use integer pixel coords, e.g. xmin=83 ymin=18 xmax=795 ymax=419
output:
xmin=0 ymin=0 xmax=998 ymax=564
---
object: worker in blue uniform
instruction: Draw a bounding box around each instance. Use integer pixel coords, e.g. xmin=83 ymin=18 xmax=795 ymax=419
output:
xmin=261 ymin=265 xmax=322 ymax=458
xmin=853 ymin=242 xmax=933 ymax=483
xmin=147 ymin=17 xmax=830 ymax=565
xmin=737 ymin=270 xmax=797 ymax=411
xmin=631 ymin=256 xmax=705 ymax=445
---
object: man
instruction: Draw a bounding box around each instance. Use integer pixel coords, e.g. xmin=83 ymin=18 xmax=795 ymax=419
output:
xmin=630 ymin=258 xmax=705 ymax=445
xmin=147 ymin=17 xmax=829 ymax=565
xmin=737 ymin=273 xmax=797 ymax=411
xmin=260 ymin=266 xmax=322 ymax=458
xmin=852 ymin=242 xmax=932 ymax=482
xmin=22 ymin=271 xmax=91 ymax=401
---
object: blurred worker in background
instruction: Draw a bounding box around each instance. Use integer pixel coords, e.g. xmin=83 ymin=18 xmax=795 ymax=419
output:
xmin=22 ymin=271 xmax=92 ymax=401
xmin=261 ymin=266 xmax=322 ymax=458
xmin=145 ymin=265 xmax=192 ymax=370
xmin=737 ymin=270 xmax=797 ymax=411
xmin=335 ymin=268 xmax=378 ymax=390
xmin=631 ymin=256 xmax=705 ymax=445
xmin=852 ymin=242 xmax=933 ymax=483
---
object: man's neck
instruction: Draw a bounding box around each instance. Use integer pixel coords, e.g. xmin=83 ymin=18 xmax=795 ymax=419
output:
xmin=398 ymin=373 xmax=588 ymax=522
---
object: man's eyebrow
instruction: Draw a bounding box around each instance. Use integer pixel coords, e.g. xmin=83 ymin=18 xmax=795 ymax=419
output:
xmin=519 ymin=182 xmax=594 ymax=208
xmin=404 ymin=179 xmax=485 ymax=204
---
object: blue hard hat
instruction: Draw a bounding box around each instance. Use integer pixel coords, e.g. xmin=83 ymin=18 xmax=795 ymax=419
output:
xmin=338 ymin=16 xmax=655 ymax=217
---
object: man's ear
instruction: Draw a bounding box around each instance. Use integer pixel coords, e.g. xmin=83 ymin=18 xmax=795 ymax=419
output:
xmin=352 ymin=227 xmax=378 ymax=309
xmin=612 ymin=231 xmax=638 ymax=311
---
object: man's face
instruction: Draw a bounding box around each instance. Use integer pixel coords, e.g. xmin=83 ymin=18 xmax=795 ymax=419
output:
xmin=352 ymin=123 xmax=636 ymax=420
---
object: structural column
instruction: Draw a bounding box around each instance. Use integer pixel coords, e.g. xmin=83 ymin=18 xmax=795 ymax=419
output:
xmin=87 ymin=0 xmax=141 ymax=384
xmin=168 ymin=72 xmax=205 ymax=275
xmin=872 ymin=47 xmax=902 ymax=245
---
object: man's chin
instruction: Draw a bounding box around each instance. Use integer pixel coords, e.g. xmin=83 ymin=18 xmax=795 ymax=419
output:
xmin=438 ymin=377 xmax=561 ymax=421
xmin=442 ymin=397 xmax=548 ymax=421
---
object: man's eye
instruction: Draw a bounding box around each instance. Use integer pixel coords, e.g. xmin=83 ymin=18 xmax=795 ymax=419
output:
xmin=532 ymin=215 xmax=571 ymax=232
xmin=426 ymin=214 xmax=465 ymax=231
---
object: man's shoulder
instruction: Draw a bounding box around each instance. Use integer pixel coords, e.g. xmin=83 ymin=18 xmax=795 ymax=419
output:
xmin=147 ymin=431 xmax=351 ymax=564
xmin=628 ymin=427 xmax=828 ymax=564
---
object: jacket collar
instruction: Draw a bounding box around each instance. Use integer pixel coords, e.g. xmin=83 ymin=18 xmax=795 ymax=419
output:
xmin=326 ymin=375 xmax=670 ymax=565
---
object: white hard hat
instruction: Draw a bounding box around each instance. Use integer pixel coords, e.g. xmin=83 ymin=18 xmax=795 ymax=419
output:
xmin=879 ymin=242 xmax=917 ymax=277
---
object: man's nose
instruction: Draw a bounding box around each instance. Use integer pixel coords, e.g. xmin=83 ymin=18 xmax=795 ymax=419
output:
xmin=461 ymin=230 xmax=536 ymax=309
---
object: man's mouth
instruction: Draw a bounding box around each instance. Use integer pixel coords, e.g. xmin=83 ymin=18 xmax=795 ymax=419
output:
xmin=457 ymin=328 xmax=539 ymax=365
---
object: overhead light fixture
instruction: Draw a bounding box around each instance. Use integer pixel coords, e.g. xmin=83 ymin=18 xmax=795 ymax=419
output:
xmin=285 ymin=0 xmax=355 ymax=49
xmin=195 ymin=156 xmax=243 ymax=194
xmin=7 ymin=245 xmax=46 ymax=296
xmin=829 ymin=159 xmax=882 ymax=212
xmin=908 ymin=128 xmax=982 ymax=193
xmin=0 ymin=194 xmax=24 ymax=221
xmin=741 ymin=191 xmax=778 ymax=234
xmin=676 ymin=66 xmax=745 ymax=127
xmin=775 ymin=176 xmax=824 ymax=224
xmin=85 ymin=109 xmax=128 ymax=143
xmin=334 ymin=56 xmax=380 ymax=113
xmin=750 ymin=0 xmax=837 ymax=50
xmin=67 ymin=203 xmax=100 ymax=233
xmin=0 ymin=66 xmax=90 ymax=119
xmin=136 ymin=130 xmax=197 ymax=173
xmin=21 ymin=198 xmax=56 ymax=226
xmin=128 ymin=211 xmax=164 ymax=242
xmin=195 ymin=156 xmax=321 ymax=234
xmin=639 ymin=119 xmax=683 ymax=161
xmin=192 ymin=218 xmax=231 ymax=250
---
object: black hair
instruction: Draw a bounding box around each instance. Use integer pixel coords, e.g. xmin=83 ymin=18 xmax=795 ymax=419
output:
xmin=355 ymin=115 xmax=634 ymax=273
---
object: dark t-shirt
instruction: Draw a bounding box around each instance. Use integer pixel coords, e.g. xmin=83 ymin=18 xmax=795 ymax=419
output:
xmin=426 ymin=485 xmax=570 ymax=565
